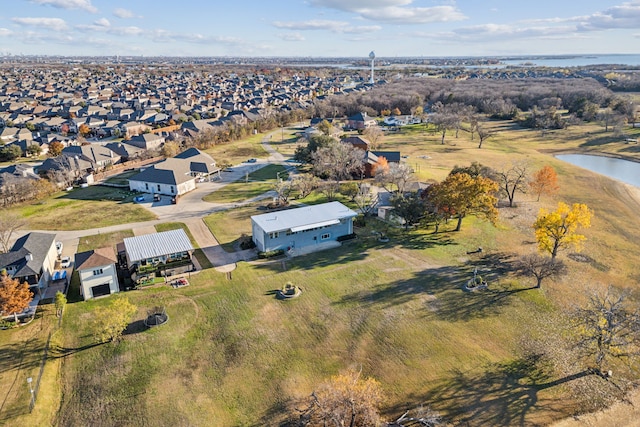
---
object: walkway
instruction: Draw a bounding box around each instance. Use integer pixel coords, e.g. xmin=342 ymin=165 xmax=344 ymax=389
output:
xmin=13 ymin=127 xmax=303 ymax=272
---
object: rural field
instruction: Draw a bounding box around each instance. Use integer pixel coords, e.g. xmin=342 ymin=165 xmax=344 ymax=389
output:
xmin=2 ymin=118 xmax=640 ymax=426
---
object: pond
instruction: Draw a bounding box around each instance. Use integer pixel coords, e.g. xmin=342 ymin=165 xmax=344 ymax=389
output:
xmin=556 ymin=154 xmax=640 ymax=188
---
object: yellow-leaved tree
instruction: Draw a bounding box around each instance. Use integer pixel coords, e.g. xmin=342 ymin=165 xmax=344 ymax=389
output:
xmin=533 ymin=202 xmax=593 ymax=260
xmin=427 ymin=172 xmax=499 ymax=232
xmin=91 ymin=297 xmax=137 ymax=343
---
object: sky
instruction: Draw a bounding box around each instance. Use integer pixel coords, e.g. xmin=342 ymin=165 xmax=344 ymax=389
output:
xmin=1 ymin=0 xmax=639 ymax=58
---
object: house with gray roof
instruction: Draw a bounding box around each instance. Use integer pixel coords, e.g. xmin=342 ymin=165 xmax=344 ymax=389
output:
xmin=251 ymin=201 xmax=357 ymax=253
xmin=128 ymin=133 xmax=165 ymax=150
xmin=128 ymin=148 xmax=217 ymax=196
xmin=0 ymin=232 xmax=57 ymax=290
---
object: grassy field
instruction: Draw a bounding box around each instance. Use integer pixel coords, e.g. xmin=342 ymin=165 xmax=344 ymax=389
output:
xmin=76 ymin=229 xmax=135 ymax=253
xmin=203 ymin=132 xmax=271 ymax=166
xmin=154 ymin=222 xmax=213 ymax=270
xmin=7 ymin=186 xmax=157 ymax=230
xmin=4 ymin=117 xmax=640 ymax=426
xmin=202 ymin=164 xmax=289 ymax=204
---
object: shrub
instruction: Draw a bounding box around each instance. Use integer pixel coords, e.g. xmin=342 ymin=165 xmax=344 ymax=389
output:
xmin=337 ymin=233 xmax=357 ymax=242
xmin=258 ymin=249 xmax=285 ymax=259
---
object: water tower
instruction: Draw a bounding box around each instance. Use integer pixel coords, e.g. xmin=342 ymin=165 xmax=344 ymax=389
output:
xmin=369 ymin=51 xmax=375 ymax=84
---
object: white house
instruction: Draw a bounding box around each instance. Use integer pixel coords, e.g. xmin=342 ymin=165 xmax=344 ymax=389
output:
xmin=251 ymin=201 xmax=358 ymax=253
xmin=74 ymin=247 xmax=119 ymax=300
xmin=128 ymin=148 xmax=218 ymax=196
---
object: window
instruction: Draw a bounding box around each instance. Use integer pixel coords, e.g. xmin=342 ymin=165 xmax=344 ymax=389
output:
xmin=170 ymin=186 xmax=175 ymax=194
xmin=145 ymin=183 xmax=149 ymax=190
xmin=321 ymin=233 xmax=330 ymax=240
xmin=269 ymin=232 xmax=279 ymax=239
xmin=157 ymin=184 xmax=161 ymax=192
xmin=92 ymin=268 xmax=103 ymax=276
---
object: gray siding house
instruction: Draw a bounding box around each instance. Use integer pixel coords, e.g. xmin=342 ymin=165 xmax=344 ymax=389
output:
xmin=251 ymin=201 xmax=357 ymax=253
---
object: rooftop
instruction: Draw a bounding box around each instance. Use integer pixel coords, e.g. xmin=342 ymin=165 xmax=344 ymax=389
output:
xmin=251 ymin=201 xmax=357 ymax=234
xmin=123 ymin=229 xmax=194 ymax=263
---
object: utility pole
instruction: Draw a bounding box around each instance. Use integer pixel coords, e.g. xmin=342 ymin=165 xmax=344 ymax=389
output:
xmin=27 ymin=377 xmax=35 ymax=411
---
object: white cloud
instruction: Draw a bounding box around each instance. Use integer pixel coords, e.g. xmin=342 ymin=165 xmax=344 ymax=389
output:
xmin=311 ymin=0 xmax=412 ymax=11
xmin=30 ymin=0 xmax=97 ymax=13
xmin=12 ymin=17 xmax=69 ymax=32
xmin=113 ymin=8 xmax=135 ymax=19
xmin=94 ymin=18 xmax=110 ymax=28
xmin=0 ymin=28 xmax=13 ymax=36
xmin=577 ymin=1 xmax=640 ymax=31
xmin=310 ymin=0 xmax=466 ymax=24
xmin=278 ymin=32 xmax=305 ymax=41
xmin=273 ymin=19 xmax=380 ymax=33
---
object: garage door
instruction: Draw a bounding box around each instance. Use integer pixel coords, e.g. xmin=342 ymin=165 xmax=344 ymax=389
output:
xmin=91 ymin=283 xmax=111 ymax=298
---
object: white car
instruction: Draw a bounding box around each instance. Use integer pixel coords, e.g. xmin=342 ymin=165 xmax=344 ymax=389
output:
xmin=60 ymin=256 xmax=72 ymax=268
xmin=56 ymin=241 xmax=63 ymax=255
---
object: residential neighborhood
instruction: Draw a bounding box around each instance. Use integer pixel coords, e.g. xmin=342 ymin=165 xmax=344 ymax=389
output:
xmin=1 ymin=55 xmax=640 ymax=427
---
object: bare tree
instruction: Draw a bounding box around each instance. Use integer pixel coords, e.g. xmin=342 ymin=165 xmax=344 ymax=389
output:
xmin=0 ymin=213 xmax=26 ymax=253
xmin=573 ymin=287 xmax=640 ymax=376
xmin=494 ymin=161 xmax=529 ymax=207
xmin=476 ymin=124 xmax=494 ymax=149
xmin=514 ymin=253 xmax=567 ymax=288
xmin=363 ymin=126 xmax=384 ymax=150
xmin=274 ymin=180 xmax=293 ymax=205
xmin=387 ymin=406 xmax=443 ymax=427
xmin=318 ymin=181 xmax=340 ymax=201
xmin=354 ymin=183 xmax=377 ymax=217
xmin=292 ymin=173 xmax=319 ymax=199
xmin=312 ymin=141 xmax=364 ymax=183
xmin=375 ymin=162 xmax=414 ymax=194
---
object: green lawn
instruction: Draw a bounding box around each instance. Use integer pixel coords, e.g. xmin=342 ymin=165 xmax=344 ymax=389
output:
xmin=154 ymin=222 xmax=213 ymax=269
xmin=8 ymin=186 xmax=157 ymax=230
xmin=76 ymin=229 xmax=135 ymax=253
xmin=104 ymin=170 xmax=140 ymax=186
xmin=8 ymin=118 xmax=640 ymax=426
xmin=202 ymin=164 xmax=289 ymax=203
xmin=204 ymin=132 xmax=270 ymax=166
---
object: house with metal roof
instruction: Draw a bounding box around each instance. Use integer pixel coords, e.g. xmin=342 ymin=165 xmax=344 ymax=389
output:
xmin=123 ymin=229 xmax=194 ymax=277
xmin=251 ymin=201 xmax=358 ymax=253
xmin=74 ymin=247 xmax=119 ymax=300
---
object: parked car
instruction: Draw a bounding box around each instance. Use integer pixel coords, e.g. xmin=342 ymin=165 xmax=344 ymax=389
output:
xmin=134 ymin=195 xmax=145 ymax=203
xmin=153 ymin=194 xmax=161 ymax=202
xmin=60 ymin=256 xmax=72 ymax=268
xmin=55 ymin=241 xmax=63 ymax=255
xmin=246 ymin=158 xmax=257 ymax=163
xmin=171 ymin=196 xmax=178 ymax=204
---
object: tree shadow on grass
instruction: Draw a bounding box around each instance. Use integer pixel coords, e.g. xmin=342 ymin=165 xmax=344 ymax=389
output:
xmin=252 ymin=240 xmax=371 ymax=273
xmin=390 ymin=354 xmax=590 ymax=427
xmin=579 ymin=134 xmax=621 ymax=148
xmin=393 ymin=230 xmax=458 ymax=251
xmin=337 ymin=253 xmax=529 ymax=322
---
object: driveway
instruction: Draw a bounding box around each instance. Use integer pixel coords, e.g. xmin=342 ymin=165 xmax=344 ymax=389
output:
xmin=12 ymin=129 xmax=301 ymax=271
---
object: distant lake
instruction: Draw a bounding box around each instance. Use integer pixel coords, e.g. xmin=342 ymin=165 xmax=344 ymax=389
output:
xmin=502 ymin=54 xmax=640 ymax=67
xmin=556 ymin=154 xmax=640 ymax=188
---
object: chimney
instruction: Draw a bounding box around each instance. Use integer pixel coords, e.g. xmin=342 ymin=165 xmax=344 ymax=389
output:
xmin=25 ymin=253 xmax=33 ymax=262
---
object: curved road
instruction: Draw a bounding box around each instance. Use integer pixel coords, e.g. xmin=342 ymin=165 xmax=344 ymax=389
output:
xmin=15 ymin=128 xmax=297 ymax=272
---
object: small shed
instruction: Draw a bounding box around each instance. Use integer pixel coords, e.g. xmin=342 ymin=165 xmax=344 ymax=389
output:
xmin=75 ymin=247 xmax=119 ymax=300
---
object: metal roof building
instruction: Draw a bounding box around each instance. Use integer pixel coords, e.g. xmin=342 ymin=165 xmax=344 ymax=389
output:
xmin=123 ymin=229 xmax=194 ymax=263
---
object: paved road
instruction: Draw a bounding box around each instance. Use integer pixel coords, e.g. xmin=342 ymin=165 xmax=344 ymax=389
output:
xmin=15 ymin=128 xmax=298 ymax=272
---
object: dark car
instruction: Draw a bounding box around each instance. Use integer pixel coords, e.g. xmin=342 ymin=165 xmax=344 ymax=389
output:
xmin=171 ymin=196 xmax=177 ymax=204
xmin=153 ymin=194 xmax=161 ymax=202
xmin=246 ymin=158 xmax=257 ymax=163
